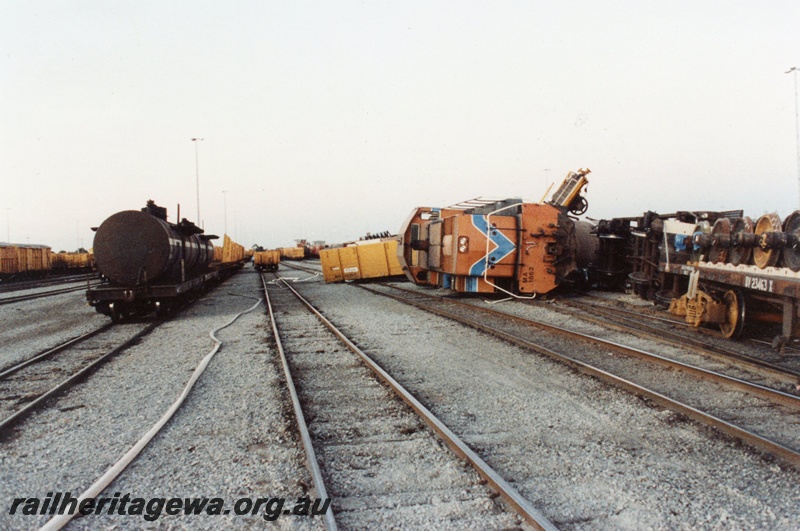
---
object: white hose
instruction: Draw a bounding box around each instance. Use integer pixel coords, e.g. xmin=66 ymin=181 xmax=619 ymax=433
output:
xmin=40 ymin=298 xmax=263 ymax=531
xmin=270 ymin=272 xmax=320 ymax=284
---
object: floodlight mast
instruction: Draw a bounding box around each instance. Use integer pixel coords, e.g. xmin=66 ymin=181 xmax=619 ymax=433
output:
xmin=192 ymin=137 xmax=204 ymax=225
xmin=787 ymin=67 xmax=800 ymax=207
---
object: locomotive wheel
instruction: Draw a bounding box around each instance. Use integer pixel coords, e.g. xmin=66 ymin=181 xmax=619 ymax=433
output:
xmin=728 ymin=217 xmax=754 ymax=266
xmin=753 ymin=213 xmax=782 ymax=269
xmin=780 ymin=210 xmax=800 ymax=271
xmin=719 ymin=289 xmax=746 ymax=339
xmin=708 ymin=218 xmax=731 ymax=264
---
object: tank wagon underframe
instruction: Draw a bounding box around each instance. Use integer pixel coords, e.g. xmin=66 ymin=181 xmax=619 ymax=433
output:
xmin=87 ymin=265 xmax=235 ymax=321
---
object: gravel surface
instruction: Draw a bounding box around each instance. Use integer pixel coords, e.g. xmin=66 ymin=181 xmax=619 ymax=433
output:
xmin=361 ymin=285 xmax=800 ymax=453
xmin=563 ymin=291 xmax=800 ymax=374
xmin=0 ymin=322 xmax=150 ymax=424
xmin=4 ymin=261 xmax=799 ymax=529
xmin=2 ymin=267 xmax=314 ymax=529
xmin=289 ymin=276 xmax=800 ymax=530
xmin=0 ymin=290 xmax=108 ymax=371
xmin=267 ymin=278 xmax=525 ymax=529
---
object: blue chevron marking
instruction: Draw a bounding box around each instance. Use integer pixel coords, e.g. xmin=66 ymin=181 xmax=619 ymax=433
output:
xmin=468 ymin=215 xmax=516 ymax=276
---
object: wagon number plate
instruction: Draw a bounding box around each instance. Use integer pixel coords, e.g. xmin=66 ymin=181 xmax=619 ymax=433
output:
xmin=744 ymin=276 xmax=774 ymax=292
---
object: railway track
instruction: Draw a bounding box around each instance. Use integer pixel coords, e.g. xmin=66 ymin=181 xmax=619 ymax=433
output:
xmin=0 ymin=321 xmax=158 ymax=436
xmin=559 ymin=294 xmax=800 ymax=372
xmin=0 ymin=324 xmax=113 ymax=376
xmin=0 ymin=283 xmax=100 ymax=306
xmin=262 ymin=272 xmax=556 ymax=530
xmin=0 ymin=272 xmax=96 ymax=294
xmin=363 ymin=282 xmax=800 ymax=470
xmin=284 ymin=261 xmax=800 ymax=386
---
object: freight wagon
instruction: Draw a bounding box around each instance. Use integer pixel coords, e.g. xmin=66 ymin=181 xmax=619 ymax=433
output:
xmin=0 ymin=243 xmax=52 ymax=279
xmin=320 ymin=237 xmax=404 ymax=283
xmin=254 ymin=250 xmax=281 ymax=272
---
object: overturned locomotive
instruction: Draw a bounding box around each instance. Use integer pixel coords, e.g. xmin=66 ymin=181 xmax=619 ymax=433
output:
xmin=397 ymin=169 xmax=599 ymax=297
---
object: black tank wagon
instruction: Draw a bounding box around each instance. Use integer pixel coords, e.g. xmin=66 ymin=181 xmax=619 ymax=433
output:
xmin=87 ymin=200 xmax=242 ymax=321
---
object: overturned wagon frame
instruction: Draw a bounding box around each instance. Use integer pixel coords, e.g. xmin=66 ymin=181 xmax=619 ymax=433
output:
xmin=663 ymin=260 xmax=800 ymax=350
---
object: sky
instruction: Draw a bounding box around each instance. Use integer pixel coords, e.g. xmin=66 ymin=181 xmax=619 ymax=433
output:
xmin=2 ymin=1 xmax=799 ymax=251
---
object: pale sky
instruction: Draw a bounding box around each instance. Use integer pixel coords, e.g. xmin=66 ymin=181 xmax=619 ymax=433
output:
xmin=2 ymin=1 xmax=799 ymax=251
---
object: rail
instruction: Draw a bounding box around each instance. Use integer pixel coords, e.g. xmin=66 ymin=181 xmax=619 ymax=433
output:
xmin=260 ymin=273 xmax=338 ymax=531
xmin=272 ymin=273 xmax=557 ymax=530
xmin=362 ymin=283 xmax=800 ymax=470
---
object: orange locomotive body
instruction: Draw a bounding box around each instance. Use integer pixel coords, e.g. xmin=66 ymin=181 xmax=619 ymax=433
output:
xmin=397 ymin=169 xmax=598 ymax=296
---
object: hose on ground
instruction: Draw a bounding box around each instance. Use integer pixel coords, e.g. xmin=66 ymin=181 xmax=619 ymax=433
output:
xmin=40 ymin=298 xmax=263 ymax=531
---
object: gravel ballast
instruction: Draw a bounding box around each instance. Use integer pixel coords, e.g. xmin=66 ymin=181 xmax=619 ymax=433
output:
xmin=0 ymin=290 xmax=107 ymax=371
xmin=4 ymin=264 xmax=799 ymax=529
xmin=2 ymin=268 xmax=314 ymax=529
xmin=290 ymin=276 xmax=800 ymax=530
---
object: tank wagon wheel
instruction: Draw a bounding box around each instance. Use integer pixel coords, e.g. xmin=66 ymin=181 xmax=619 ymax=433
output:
xmin=780 ymin=211 xmax=800 ymax=272
xmin=569 ymin=196 xmax=589 ymax=216
xmin=719 ymin=289 xmax=746 ymax=339
xmin=753 ymin=213 xmax=783 ymax=269
xmin=728 ymin=216 xmax=755 ymax=266
xmin=109 ymin=302 xmax=126 ymax=324
xmin=154 ymin=300 xmax=171 ymax=318
xmin=708 ymin=218 xmax=731 ymax=264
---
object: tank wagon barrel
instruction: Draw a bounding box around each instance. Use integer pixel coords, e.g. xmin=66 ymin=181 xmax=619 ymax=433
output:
xmin=93 ymin=200 xmax=215 ymax=285
xmin=86 ymin=200 xmax=245 ymax=322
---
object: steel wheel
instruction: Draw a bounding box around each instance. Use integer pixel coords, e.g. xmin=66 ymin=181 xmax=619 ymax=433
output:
xmin=780 ymin=210 xmax=800 ymax=271
xmin=728 ymin=217 xmax=754 ymax=266
xmin=708 ymin=218 xmax=731 ymax=264
xmin=753 ymin=213 xmax=783 ymax=269
xmin=719 ymin=289 xmax=746 ymax=339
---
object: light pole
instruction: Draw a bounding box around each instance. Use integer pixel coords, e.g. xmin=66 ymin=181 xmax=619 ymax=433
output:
xmin=788 ymin=67 xmax=800 ymax=206
xmin=222 ymin=190 xmax=228 ymax=235
xmin=191 ymin=138 xmax=204 ymax=225
xmin=5 ymin=208 xmax=9 ymax=243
